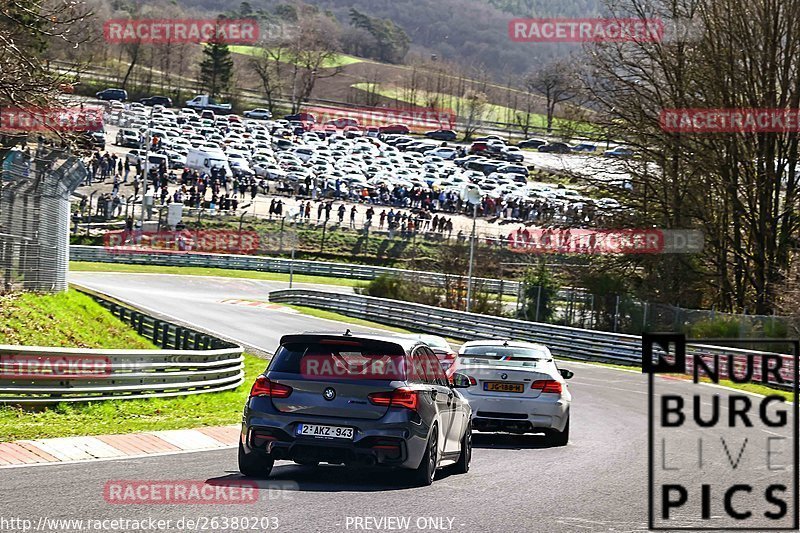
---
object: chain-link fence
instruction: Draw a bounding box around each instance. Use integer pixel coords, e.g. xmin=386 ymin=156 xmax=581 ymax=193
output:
xmin=516 ymin=284 xmax=800 ymax=343
xmin=0 ymin=146 xmax=87 ymax=292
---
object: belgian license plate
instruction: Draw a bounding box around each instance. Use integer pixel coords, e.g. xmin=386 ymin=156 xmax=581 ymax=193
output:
xmin=484 ymin=381 xmax=524 ymax=393
xmin=296 ymin=424 xmax=354 ymax=439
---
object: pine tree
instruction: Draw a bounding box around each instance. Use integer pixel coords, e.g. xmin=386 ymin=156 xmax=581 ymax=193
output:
xmin=199 ymin=34 xmax=234 ymax=99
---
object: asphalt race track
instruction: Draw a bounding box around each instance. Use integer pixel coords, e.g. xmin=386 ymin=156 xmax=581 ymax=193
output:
xmin=1 ymin=272 xmax=794 ymax=533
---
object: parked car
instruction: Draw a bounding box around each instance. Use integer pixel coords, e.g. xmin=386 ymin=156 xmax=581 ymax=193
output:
xmin=95 ymin=88 xmax=128 ymax=101
xmin=185 ymin=94 xmax=231 ymax=113
xmin=77 ymin=130 xmax=106 ymax=150
xmin=379 ymin=124 xmax=410 ymax=135
xmin=502 ymin=146 xmax=525 ymax=162
xmin=125 ymin=149 xmax=145 ymax=166
xmin=451 ymin=340 xmax=573 ymax=445
xmin=455 ymin=155 xmax=484 ymax=167
xmin=244 ymin=108 xmax=273 ymax=120
xmin=140 ymin=95 xmax=173 ymax=107
xmin=517 ymin=138 xmax=546 ymax=149
xmin=424 ymin=147 xmax=459 ymax=160
xmin=496 ymin=164 xmax=529 ymax=177
xmin=571 ymin=143 xmax=597 ymax=153
xmin=603 ymin=146 xmax=635 ymax=158
xmin=538 ymin=142 xmax=571 ymax=154
xmin=239 ymin=331 xmax=474 ymax=486
xmin=284 ymin=112 xmax=316 ymax=123
xmin=115 ymin=129 xmax=140 ymax=148
xmin=326 ymin=117 xmax=359 ymax=129
xmin=425 ymin=129 xmax=457 ymax=141
xmin=343 ymin=125 xmax=363 ymax=138
xmin=468 ymin=141 xmax=489 ymax=154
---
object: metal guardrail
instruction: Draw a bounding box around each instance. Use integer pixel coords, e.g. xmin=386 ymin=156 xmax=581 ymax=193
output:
xmin=0 ymin=289 xmax=245 ymax=404
xmin=70 ymin=245 xmax=523 ymax=295
xmin=267 ymin=289 xmax=796 ymax=388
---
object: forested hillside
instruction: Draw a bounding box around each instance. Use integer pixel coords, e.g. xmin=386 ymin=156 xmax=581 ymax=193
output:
xmin=175 ymin=0 xmax=606 ymax=76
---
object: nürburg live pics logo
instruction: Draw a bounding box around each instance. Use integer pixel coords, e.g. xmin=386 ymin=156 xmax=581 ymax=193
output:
xmin=643 ymin=333 xmax=799 ymax=530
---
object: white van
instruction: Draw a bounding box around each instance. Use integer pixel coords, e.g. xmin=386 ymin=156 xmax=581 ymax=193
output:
xmin=186 ymin=149 xmax=232 ymax=177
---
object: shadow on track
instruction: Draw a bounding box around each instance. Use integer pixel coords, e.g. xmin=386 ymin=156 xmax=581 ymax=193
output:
xmin=208 ymin=462 xmax=454 ymax=492
xmin=471 ymin=431 xmax=557 ymax=450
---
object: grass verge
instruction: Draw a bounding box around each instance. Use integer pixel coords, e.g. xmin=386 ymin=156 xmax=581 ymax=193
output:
xmin=69 ymin=261 xmax=361 ymax=287
xmin=228 ymin=45 xmax=363 ymax=67
xmin=0 ymin=289 xmax=268 ymax=441
xmin=281 ymin=304 xmax=413 ymax=334
xmin=351 ymin=82 xmax=597 ymax=134
xmin=0 ymin=354 xmax=266 ymax=441
xmin=0 ymin=290 xmax=156 ymax=349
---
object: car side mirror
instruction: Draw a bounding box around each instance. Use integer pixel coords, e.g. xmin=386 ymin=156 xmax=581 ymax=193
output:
xmin=559 ymin=368 xmax=574 ymax=380
xmin=450 ymin=373 xmax=472 ymax=388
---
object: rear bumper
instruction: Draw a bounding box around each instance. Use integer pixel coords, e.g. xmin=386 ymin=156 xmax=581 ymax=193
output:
xmin=465 ymin=395 xmax=570 ymax=433
xmin=241 ymin=403 xmax=429 ymax=469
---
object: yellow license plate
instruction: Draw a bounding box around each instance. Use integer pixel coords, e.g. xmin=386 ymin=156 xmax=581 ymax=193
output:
xmin=483 ymin=382 xmax=524 ymax=393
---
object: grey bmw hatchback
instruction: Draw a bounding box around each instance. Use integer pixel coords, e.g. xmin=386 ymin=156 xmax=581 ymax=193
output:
xmin=239 ymin=331 xmax=474 ymax=486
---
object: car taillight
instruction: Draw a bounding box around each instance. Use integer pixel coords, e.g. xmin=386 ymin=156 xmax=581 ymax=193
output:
xmin=368 ymin=388 xmax=418 ymax=410
xmin=531 ymin=380 xmax=562 ymax=394
xmin=465 ymin=375 xmax=477 ymax=385
xmin=249 ymin=376 xmax=293 ymax=398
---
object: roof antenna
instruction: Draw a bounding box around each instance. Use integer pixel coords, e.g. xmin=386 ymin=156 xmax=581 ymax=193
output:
xmin=344 ymin=329 xmax=352 ymax=336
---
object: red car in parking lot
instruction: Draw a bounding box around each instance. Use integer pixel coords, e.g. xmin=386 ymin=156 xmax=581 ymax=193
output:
xmin=379 ymin=123 xmax=410 ymax=134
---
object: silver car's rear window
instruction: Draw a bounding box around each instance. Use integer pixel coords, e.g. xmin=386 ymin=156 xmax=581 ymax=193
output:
xmin=460 ymin=345 xmax=551 ymax=367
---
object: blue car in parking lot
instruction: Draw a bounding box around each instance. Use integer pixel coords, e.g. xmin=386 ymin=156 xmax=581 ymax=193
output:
xmin=239 ymin=331 xmax=474 ymax=486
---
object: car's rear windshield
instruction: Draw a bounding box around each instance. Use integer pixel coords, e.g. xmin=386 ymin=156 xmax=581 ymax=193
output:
xmin=269 ymin=341 xmax=407 ymax=380
xmin=460 ymin=345 xmax=551 ymax=368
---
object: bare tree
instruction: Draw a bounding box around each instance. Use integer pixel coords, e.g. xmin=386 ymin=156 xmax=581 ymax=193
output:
xmin=285 ymin=14 xmax=343 ymax=114
xmin=358 ymin=66 xmax=383 ymax=107
xmin=587 ymin=0 xmax=800 ymax=314
xmin=250 ymin=41 xmax=288 ymax=112
xmin=0 ymin=0 xmax=91 ymax=109
xmin=526 ymin=60 xmax=580 ymax=134
xmin=462 ymin=90 xmax=488 ymax=141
